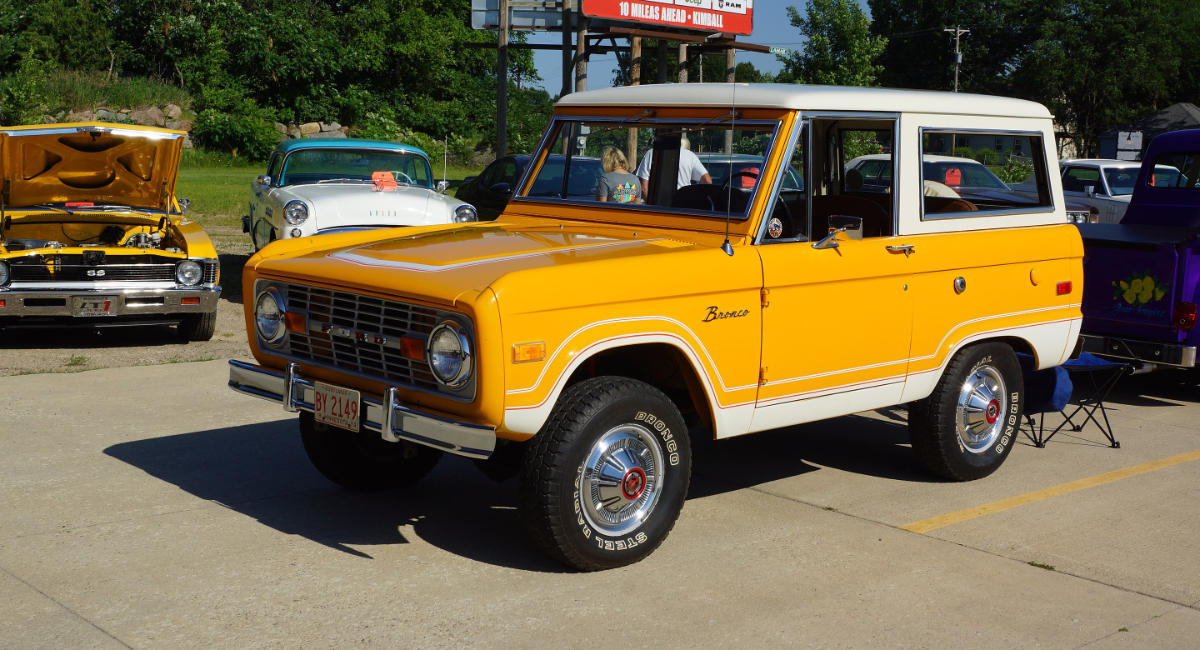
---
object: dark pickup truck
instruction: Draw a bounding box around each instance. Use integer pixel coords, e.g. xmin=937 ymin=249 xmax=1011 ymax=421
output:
xmin=1078 ymin=129 xmax=1200 ymax=369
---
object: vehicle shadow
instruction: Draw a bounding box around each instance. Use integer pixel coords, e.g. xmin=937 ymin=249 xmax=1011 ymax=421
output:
xmin=1105 ymin=369 xmax=1200 ymax=408
xmin=688 ymin=412 xmax=940 ymax=499
xmin=0 ymin=323 xmax=182 ymax=350
xmin=218 ymin=253 xmax=250 ymax=304
xmin=103 ymin=420 xmax=569 ymax=573
xmin=104 ymin=411 xmax=934 ymax=570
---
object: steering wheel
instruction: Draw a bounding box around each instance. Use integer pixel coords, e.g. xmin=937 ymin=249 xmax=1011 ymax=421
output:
xmin=722 ymin=170 xmax=760 ymax=191
xmin=388 ymin=171 xmax=416 ymax=185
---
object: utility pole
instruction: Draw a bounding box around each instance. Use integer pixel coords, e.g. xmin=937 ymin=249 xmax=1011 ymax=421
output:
xmin=561 ymin=0 xmax=572 ymax=97
xmin=575 ymin=17 xmax=589 ymax=93
xmin=628 ymin=37 xmax=641 ymax=164
xmin=943 ymin=25 xmax=969 ymax=93
xmin=497 ymin=0 xmax=508 ymax=157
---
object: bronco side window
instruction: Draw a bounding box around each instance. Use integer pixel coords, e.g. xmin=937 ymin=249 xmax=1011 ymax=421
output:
xmin=805 ymin=119 xmax=897 ymax=239
xmin=920 ymin=130 xmax=1053 ymax=218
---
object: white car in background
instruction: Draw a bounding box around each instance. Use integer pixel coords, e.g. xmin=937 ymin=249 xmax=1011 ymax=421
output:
xmin=1058 ymin=159 xmax=1162 ymax=223
xmin=244 ymin=139 xmax=478 ymax=251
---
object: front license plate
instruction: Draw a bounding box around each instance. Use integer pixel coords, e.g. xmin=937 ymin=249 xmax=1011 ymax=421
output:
xmin=314 ymin=382 xmax=361 ymax=432
xmin=74 ymin=296 xmax=117 ymax=317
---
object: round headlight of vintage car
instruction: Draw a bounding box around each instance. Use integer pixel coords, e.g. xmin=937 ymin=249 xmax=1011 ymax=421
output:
xmin=176 ymin=260 xmax=203 ymax=286
xmin=284 ymin=200 xmax=309 ymax=225
xmin=453 ymin=205 xmax=478 ymax=223
xmin=255 ymin=289 xmax=286 ymax=345
xmin=0 ymin=261 xmax=9 ymax=286
xmin=426 ymin=321 xmax=472 ymax=387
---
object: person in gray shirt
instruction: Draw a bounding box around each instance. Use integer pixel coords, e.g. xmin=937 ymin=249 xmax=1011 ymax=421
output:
xmin=594 ymin=146 xmax=643 ymax=204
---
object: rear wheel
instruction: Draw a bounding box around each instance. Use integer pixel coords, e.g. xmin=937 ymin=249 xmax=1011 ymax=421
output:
xmin=177 ymin=310 xmax=217 ymax=341
xmin=299 ymin=412 xmax=442 ymax=491
xmin=518 ymin=377 xmax=692 ymax=571
xmin=908 ymin=342 xmax=1023 ymax=481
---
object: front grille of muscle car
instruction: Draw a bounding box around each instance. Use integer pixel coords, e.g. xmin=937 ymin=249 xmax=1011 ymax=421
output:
xmin=282 ymin=283 xmax=452 ymax=396
xmin=9 ymin=255 xmax=177 ymax=282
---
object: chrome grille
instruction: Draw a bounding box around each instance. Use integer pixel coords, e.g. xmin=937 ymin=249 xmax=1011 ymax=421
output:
xmin=10 ymin=264 xmax=176 ymax=282
xmin=282 ymin=283 xmax=453 ymax=395
xmin=203 ymin=260 xmax=219 ymax=283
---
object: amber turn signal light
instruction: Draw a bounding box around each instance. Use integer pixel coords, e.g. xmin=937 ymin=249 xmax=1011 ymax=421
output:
xmin=1056 ymin=281 xmax=1072 ymax=295
xmin=284 ymin=311 xmax=306 ymax=333
xmin=181 ymin=297 xmax=200 ymax=305
xmin=399 ymin=335 xmax=425 ymax=360
xmin=513 ymin=342 xmax=546 ymax=363
xmin=0 ymin=299 xmax=6 ymax=307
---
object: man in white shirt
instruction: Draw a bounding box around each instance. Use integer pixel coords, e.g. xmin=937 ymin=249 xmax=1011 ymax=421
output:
xmin=636 ymin=136 xmax=712 ymax=196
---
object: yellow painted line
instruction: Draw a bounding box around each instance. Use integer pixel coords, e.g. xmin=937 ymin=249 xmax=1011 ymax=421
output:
xmin=902 ymin=450 xmax=1200 ymax=534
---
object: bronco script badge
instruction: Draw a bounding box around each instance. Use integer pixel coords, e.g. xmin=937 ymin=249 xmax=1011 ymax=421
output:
xmin=703 ymin=306 xmax=750 ymax=322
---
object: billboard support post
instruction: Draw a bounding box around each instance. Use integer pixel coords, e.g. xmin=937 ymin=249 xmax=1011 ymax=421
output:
xmin=575 ymin=17 xmax=589 ymax=93
xmin=627 ymin=36 xmax=641 ymax=164
xmin=678 ymin=43 xmax=688 ymax=83
xmin=561 ymin=1 xmax=572 ymax=97
xmin=497 ymin=0 xmax=509 ymax=158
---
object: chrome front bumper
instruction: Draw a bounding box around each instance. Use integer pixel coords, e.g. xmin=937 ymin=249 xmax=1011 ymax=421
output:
xmin=228 ymin=360 xmax=496 ymax=459
xmin=1080 ymin=333 xmax=1197 ymax=368
xmin=0 ymin=286 xmax=220 ymax=317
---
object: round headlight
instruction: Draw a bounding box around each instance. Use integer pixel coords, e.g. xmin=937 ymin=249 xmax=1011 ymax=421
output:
xmin=453 ymin=205 xmax=478 ymax=223
xmin=0 ymin=262 xmax=9 ymax=286
xmin=426 ymin=321 xmax=472 ymax=387
xmin=284 ymin=201 xmax=309 ymax=225
xmin=255 ymin=289 xmax=286 ymax=345
xmin=176 ymin=260 xmax=203 ymax=286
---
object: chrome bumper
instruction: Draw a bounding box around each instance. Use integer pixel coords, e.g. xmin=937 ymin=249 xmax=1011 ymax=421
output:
xmin=1081 ymin=333 xmax=1197 ymax=368
xmin=0 ymin=286 xmax=220 ymax=317
xmin=227 ymin=359 xmax=496 ymax=459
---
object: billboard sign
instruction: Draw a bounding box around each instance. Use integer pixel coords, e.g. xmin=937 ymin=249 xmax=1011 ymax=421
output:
xmin=581 ymin=0 xmax=754 ymax=36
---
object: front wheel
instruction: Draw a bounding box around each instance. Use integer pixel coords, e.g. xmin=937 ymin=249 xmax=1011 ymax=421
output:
xmin=177 ymin=310 xmax=217 ymax=341
xmin=299 ymin=412 xmax=442 ymax=491
xmin=908 ymin=342 xmax=1024 ymax=481
xmin=518 ymin=377 xmax=692 ymax=571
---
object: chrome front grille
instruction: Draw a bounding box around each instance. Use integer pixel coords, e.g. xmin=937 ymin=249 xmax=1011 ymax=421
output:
xmin=10 ymin=264 xmax=176 ymax=282
xmin=280 ymin=283 xmax=464 ymax=397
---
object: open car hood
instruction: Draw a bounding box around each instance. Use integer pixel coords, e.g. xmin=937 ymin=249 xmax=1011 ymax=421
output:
xmin=0 ymin=123 xmax=186 ymax=211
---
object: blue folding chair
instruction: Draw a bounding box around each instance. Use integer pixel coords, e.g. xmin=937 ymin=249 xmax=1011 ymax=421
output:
xmin=1018 ymin=353 xmax=1128 ymax=448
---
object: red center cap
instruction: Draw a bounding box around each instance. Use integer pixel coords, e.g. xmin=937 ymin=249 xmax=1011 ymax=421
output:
xmin=985 ymin=399 xmax=1001 ymax=424
xmin=621 ymin=467 xmax=647 ymax=500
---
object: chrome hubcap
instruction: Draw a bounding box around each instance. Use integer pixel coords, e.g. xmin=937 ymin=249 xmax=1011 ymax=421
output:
xmin=580 ymin=423 xmax=664 ymax=537
xmin=957 ymin=365 xmax=1007 ymax=454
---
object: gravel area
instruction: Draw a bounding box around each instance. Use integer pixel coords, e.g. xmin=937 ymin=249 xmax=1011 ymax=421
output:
xmin=0 ymin=222 xmax=254 ymax=377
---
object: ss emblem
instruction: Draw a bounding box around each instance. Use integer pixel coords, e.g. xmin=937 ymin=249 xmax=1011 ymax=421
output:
xmin=87 ymin=269 xmax=106 ymax=277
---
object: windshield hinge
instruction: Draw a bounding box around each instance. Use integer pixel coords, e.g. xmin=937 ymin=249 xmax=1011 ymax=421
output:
xmin=760 ymin=288 xmax=770 ymax=308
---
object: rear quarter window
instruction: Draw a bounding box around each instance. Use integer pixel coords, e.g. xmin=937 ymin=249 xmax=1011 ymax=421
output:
xmin=1147 ymin=152 xmax=1199 ymax=189
xmin=920 ymin=130 xmax=1052 ymax=218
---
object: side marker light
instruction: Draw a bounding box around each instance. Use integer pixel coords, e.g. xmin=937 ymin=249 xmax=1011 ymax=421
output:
xmin=513 ymin=342 xmax=546 ymax=363
xmin=1056 ymin=281 xmax=1072 ymax=296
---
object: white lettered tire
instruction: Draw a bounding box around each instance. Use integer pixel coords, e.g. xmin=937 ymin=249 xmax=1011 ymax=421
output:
xmin=518 ymin=377 xmax=692 ymax=571
xmin=908 ymin=342 xmax=1024 ymax=481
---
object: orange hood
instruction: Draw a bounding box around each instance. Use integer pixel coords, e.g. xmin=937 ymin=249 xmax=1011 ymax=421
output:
xmin=0 ymin=123 xmax=186 ymax=211
xmin=252 ymin=220 xmax=700 ymax=306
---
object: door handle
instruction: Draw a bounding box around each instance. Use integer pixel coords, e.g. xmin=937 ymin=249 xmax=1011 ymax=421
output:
xmin=887 ymin=245 xmax=915 ymax=257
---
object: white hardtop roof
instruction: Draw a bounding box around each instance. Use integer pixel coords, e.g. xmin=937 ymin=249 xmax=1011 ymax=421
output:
xmin=850 ymin=153 xmax=987 ymax=164
xmin=557 ymin=84 xmax=1053 ymax=119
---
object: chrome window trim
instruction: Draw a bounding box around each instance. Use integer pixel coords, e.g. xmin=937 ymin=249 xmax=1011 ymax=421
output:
xmin=918 ymin=127 xmax=1056 ymax=222
xmin=253 ymin=278 xmax=477 ymax=403
xmin=510 ymin=115 xmax=784 ymax=222
xmin=754 ymin=116 xmax=805 ymax=245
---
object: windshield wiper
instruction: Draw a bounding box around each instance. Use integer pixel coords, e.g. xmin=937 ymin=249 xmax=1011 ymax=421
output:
xmin=316 ymin=178 xmax=372 ymax=183
xmin=28 ymin=204 xmax=70 ymax=214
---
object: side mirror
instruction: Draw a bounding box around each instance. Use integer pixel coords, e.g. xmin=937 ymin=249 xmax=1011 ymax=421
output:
xmin=1084 ymin=185 xmax=1097 ymax=197
xmin=813 ymin=215 xmax=864 ymax=250
xmin=177 ymin=197 xmax=191 ymax=213
xmin=463 ymin=176 xmax=477 ymax=183
xmin=436 ymin=180 xmax=450 ymax=195
xmin=489 ymin=182 xmax=513 ymax=196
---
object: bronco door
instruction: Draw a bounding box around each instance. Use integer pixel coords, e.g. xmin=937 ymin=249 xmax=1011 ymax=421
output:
xmin=751 ymin=118 xmax=914 ymax=433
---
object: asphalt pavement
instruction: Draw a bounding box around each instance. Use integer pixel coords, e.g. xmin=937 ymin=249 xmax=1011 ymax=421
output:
xmin=1 ymin=360 xmax=1198 ymax=649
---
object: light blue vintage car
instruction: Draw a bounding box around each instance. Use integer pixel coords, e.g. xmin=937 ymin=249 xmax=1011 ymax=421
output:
xmin=243 ymin=139 xmax=478 ymax=251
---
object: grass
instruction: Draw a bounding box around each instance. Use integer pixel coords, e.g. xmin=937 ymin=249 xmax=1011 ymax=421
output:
xmin=45 ymin=70 xmax=193 ymax=111
xmin=65 ymin=354 xmax=88 ymax=367
xmin=1028 ymin=561 xmax=1056 ymax=571
xmin=822 ymin=506 xmax=838 ymax=512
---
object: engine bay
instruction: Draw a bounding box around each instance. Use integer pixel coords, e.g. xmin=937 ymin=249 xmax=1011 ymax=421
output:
xmin=1 ymin=218 xmax=185 ymax=254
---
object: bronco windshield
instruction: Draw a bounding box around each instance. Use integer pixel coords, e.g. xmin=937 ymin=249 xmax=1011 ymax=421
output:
xmin=279 ymin=149 xmax=433 ymax=188
xmin=518 ymin=117 xmax=780 ymax=219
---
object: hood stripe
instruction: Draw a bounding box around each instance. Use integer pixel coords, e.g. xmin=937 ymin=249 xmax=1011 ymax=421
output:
xmin=326 ymin=239 xmax=660 ymax=272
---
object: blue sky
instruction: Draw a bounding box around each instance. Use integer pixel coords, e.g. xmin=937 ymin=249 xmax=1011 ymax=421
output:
xmin=523 ymin=2 xmax=871 ymax=92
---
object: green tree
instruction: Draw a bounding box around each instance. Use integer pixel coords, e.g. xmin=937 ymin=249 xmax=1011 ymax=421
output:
xmin=777 ymin=0 xmax=887 ymax=86
xmin=867 ymin=0 xmax=1034 ymax=94
xmin=613 ymin=43 xmax=768 ymax=86
xmin=1012 ymin=0 xmax=1199 ymax=156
